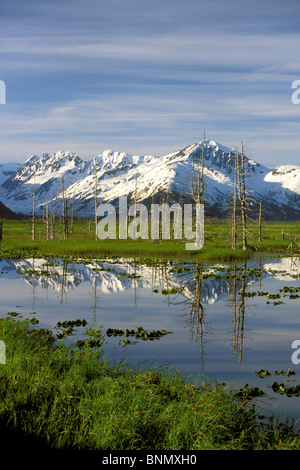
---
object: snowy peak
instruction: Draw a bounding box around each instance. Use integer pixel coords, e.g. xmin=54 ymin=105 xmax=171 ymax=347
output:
xmin=95 ymin=150 xmax=134 ymax=170
xmin=0 ymin=150 xmax=91 ymax=207
xmin=0 ymin=140 xmax=299 ymax=219
xmin=95 ymin=149 xmax=157 ymax=171
xmin=264 ymin=165 xmax=300 ymax=195
xmin=16 ymin=150 xmax=87 ymax=183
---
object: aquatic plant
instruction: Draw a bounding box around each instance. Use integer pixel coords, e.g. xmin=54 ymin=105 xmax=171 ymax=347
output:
xmin=76 ymin=323 xmax=106 ymax=350
xmin=272 ymin=382 xmax=300 ymax=397
xmin=55 ymin=319 xmax=88 ymax=340
xmin=106 ymin=325 xmax=173 ymax=346
xmin=255 ymin=369 xmax=271 ymax=378
xmin=235 ymin=384 xmax=265 ymax=400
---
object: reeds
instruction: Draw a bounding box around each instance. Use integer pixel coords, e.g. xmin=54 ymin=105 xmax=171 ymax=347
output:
xmin=0 ymin=316 xmax=299 ymax=450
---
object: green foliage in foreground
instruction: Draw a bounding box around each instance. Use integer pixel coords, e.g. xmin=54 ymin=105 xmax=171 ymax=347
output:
xmin=0 ymin=317 xmax=299 ymax=450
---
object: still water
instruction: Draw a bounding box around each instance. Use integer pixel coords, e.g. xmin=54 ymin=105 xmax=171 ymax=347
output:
xmin=1 ymin=254 xmax=300 ymax=424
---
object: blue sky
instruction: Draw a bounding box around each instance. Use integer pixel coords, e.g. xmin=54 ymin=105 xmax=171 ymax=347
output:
xmin=1 ymin=0 xmax=300 ymax=167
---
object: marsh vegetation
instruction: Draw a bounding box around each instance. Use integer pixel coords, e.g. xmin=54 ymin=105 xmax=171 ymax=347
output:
xmin=1 ymin=315 xmax=300 ymax=450
xmin=0 ymin=217 xmax=299 ymax=450
xmin=0 ymin=218 xmax=299 ymax=260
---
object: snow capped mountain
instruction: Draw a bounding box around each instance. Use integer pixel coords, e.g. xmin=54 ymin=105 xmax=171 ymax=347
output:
xmin=0 ymin=150 xmax=91 ymax=213
xmin=264 ymin=165 xmax=300 ymax=195
xmin=0 ymin=140 xmax=299 ymax=219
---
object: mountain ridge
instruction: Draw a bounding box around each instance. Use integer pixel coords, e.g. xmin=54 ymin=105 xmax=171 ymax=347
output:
xmin=0 ymin=140 xmax=299 ymax=220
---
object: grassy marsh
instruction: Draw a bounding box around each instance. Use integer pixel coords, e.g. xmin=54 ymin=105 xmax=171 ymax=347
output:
xmin=0 ymin=218 xmax=299 ymax=260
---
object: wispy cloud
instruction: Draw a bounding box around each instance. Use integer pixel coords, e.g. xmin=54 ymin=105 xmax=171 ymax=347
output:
xmin=0 ymin=0 xmax=300 ymax=166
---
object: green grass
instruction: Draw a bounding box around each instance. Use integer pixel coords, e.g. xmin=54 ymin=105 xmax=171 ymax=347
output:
xmin=0 ymin=316 xmax=299 ymax=450
xmin=0 ymin=218 xmax=299 ymax=260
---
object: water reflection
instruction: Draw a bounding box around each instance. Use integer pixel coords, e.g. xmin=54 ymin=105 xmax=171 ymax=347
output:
xmin=1 ymin=253 xmax=300 ymax=427
xmin=1 ymin=255 xmax=300 ymax=415
xmin=1 ymin=255 xmax=299 ymax=322
xmin=0 ymin=255 xmax=299 ymax=368
xmin=5 ymin=255 xmax=297 ymax=291
xmin=171 ymin=260 xmax=263 ymax=368
xmin=234 ymin=263 xmax=246 ymax=364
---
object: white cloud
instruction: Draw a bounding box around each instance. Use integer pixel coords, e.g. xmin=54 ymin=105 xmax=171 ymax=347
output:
xmin=1 ymin=0 xmax=300 ymax=166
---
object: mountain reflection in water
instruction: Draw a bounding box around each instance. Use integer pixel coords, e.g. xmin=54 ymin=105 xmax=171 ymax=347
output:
xmin=0 ymin=255 xmax=300 ymax=422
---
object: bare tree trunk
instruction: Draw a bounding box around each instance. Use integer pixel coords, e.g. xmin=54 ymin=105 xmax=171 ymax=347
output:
xmin=32 ymin=177 xmax=36 ymax=241
xmin=188 ymin=130 xmax=206 ymax=243
xmin=159 ymin=193 xmax=163 ymax=242
xmin=237 ymin=142 xmax=247 ymax=250
xmin=232 ymin=149 xmax=238 ymax=249
xmin=191 ymin=129 xmax=206 ymax=205
xmin=51 ymin=197 xmax=57 ymax=239
xmin=46 ymin=198 xmax=49 ymax=240
xmin=62 ymin=177 xmax=68 ymax=239
xmin=134 ymin=171 xmax=138 ymax=209
xmin=258 ymin=202 xmax=262 ymax=242
xmin=62 ymin=177 xmax=65 ymax=237
xmin=94 ymin=158 xmax=98 ymax=240
xmin=70 ymin=197 xmax=74 ymax=235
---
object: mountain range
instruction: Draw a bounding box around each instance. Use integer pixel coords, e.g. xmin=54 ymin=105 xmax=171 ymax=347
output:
xmin=0 ymin=140 xmax=299 ymax=220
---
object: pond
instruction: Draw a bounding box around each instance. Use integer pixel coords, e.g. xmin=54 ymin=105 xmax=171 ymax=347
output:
xmin=1 ymin=254 xmax=300 ymax=426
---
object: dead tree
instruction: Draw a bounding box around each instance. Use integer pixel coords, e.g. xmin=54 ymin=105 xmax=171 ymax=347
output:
xmin=186 ymin=131 xmax=206 ymax=244
xmin=50 ymin=197 xmax=57 ymax=240
xmin=32 ymin=176 xmax=36 ymax=241
xmin=62 ymin=177 xmax=68 ymax=239
xmin=258 ymin=202 xmax=262 ymax=242
xmin=231 ymin=148 xmax=238 ymax=249
xmin=45 ymin=197 xmax=49 ymax=240
xmin=191 ymin=130 xmax=206 ymax=206
xmin=70 ymin=191 xmax=75 ymax=235
xmin=237 ymin=141 xmax=248 ymax=250
xmin=94 ymin=157 xmax=98 ymax=240
xmin=232 ymin=143 xmax=262 ymax=250
xmin=134 ymin=170 xmax=138 ymax=209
